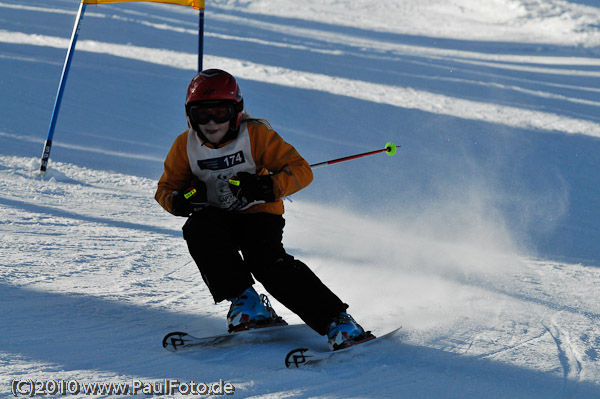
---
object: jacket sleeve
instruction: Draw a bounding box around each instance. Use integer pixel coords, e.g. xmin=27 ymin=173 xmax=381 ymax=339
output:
xmin=155 ymin=131 xmax=194 ymax=215
xmin=248 ymin=122 xmax=313 ymax=198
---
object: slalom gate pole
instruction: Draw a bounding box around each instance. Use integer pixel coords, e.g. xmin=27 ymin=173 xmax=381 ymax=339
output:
xmin=198 ymin=7 xmax=205 ymax=72
xmin=39 ymin=1 xmax=87 ymax=175
xmin=309 ymin=142 xmax=398 ymax=169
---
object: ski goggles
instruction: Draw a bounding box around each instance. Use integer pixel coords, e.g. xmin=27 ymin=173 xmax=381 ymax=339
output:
xmin=189 ymin=105 xmax=234 ymax=125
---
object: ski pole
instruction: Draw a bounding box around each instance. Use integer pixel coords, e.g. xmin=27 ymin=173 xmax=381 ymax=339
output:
xmin=226 ymin=142 xmax=398 ymax=189
xmin=310 ymin=142 xmax=398 ymax=169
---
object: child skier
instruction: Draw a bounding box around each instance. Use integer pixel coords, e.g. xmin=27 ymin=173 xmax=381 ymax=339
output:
xmin=155 ymin=69 xmax=373 ymax=350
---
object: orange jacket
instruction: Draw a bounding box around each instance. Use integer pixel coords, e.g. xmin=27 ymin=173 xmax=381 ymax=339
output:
xmin=155 ymin=121 xmax=313 ymax=215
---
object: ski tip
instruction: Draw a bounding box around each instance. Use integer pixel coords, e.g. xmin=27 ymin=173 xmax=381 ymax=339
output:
xmin=162 ymin=331 xmax=189 ymax=351
xmin=285 ymin=348 xmax=311 ymax=368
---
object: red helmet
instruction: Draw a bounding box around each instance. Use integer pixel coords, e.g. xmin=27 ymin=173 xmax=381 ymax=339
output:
xmin=185 ymin=69 xmax=244 ymax=131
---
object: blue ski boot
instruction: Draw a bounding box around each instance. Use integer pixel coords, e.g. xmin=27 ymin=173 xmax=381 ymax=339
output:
xmin=227 ymin=287 xmax=286 ymax=332
xmin=326 ymin=312 xmax=375 ymax=350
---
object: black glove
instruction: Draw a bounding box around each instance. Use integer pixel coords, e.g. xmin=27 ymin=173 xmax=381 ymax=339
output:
xmin=171 ymin=180 xmax=208 ymax=216
xmin=228 ymin=172 xmax=275 ymax=203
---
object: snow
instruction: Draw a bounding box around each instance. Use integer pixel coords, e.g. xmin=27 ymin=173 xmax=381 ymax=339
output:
xmin=1 ymin=0 xmax=599 ymax=397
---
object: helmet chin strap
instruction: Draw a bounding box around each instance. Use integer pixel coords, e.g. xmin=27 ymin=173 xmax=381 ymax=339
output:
xmin=187 ymin=117 xmax=210 ymax=147
xmin=195 ymin=130 xmax=210 ymax=146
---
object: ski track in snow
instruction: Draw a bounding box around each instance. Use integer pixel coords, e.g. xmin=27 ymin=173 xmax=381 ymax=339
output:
xmin=1 ymin=0 xmax=600 ymax=397
xmin=2 ymin=156 xmax=600 ymax=397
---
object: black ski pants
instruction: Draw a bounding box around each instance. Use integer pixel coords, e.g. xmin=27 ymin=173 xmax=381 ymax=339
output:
xmin=182 ymin=208 xmax=347 ymax=335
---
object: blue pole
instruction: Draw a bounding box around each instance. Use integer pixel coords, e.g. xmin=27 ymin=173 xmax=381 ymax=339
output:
xmin=39 ymin=1 xmax=87 ymax=174
xmin=198 ymin=8 xmax=204 ymax=72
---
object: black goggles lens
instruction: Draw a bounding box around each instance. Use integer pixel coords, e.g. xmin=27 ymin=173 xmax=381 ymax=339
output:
xmin=189 ymin=105 xmax=234 ymax=125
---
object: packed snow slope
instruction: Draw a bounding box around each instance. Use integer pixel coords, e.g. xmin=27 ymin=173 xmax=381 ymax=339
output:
xmin=1 ymin=0 xmax=600 ymax=398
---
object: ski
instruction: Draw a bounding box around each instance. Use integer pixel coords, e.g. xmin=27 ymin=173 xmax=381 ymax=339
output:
xmin=163 ymin=323 xmax=310 ymax=352
xmin=285 ymin=327 xmax=402 ymax=368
